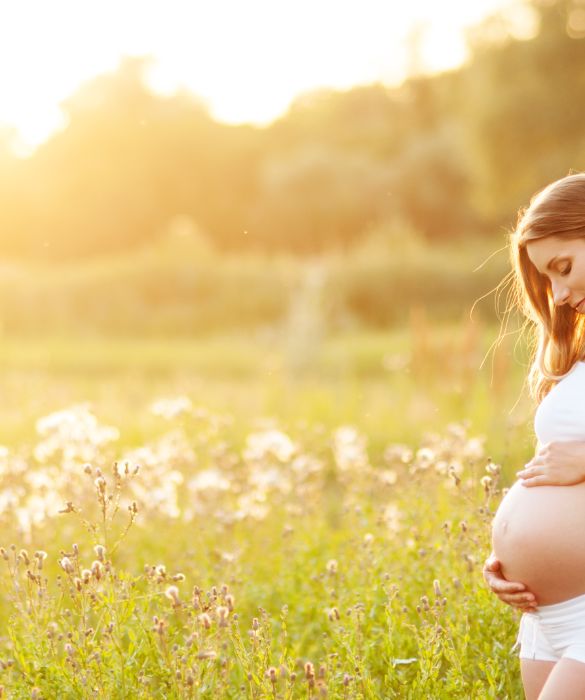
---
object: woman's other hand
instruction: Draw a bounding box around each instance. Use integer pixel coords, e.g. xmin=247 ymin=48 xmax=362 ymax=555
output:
xmin=516 ymin=440 xmax=585 ymax=487
xmin=483 ymin=553 xmax=537 ymax=611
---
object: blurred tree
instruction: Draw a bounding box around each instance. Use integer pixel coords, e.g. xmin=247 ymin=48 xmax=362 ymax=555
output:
xmin=462 ymin=0 xmax=585 ymax=225
xmin=246 ymin=145 xmax=393 ymax=252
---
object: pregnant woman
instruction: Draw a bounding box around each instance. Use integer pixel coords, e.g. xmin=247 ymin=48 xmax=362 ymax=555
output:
xmin=485 ymin=172 xmax=585 ymax=699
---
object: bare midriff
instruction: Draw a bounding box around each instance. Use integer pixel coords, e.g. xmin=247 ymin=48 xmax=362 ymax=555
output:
xmin=492 ymin=479 xmax=585 ymax=605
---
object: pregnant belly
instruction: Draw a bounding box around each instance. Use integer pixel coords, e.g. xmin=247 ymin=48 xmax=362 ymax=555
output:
xmin=492 ymin=479 xmax=585 ymax=605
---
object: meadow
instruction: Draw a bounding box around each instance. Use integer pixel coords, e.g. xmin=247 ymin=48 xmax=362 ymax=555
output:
xmin=0 ymin=317 xmax=536 ymax=698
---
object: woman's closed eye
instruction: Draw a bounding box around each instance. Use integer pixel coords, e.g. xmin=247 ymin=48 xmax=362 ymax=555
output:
xmin=560 ymin=264 xmax=572 ymax=276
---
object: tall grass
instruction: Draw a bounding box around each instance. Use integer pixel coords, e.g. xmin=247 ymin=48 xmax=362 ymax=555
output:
xmin=0 ymin=318 xmax=534 ymax=697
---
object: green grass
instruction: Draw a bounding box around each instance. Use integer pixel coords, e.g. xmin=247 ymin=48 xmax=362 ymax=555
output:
xmin=0 ymin=325 xmax=532 ymax=697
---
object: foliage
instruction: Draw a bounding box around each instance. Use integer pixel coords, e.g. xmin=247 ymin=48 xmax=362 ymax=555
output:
xmin=0 ymin=394 xmax=525 ymax=698
xmin=1 ymin=1 xmax=584 ymax=257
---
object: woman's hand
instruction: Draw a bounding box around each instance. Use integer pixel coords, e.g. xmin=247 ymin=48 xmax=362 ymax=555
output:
xmin=483 ymin=553 xmax=537 ymax=611
xmin=516 ymin=440 xmax=585 ymax=487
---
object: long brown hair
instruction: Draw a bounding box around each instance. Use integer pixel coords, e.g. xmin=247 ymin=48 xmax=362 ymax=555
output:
xmin=508 ymin=173 xmax=585 ymax=403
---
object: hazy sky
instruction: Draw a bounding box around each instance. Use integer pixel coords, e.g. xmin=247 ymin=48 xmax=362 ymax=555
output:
xmin=0 ymin=0 xmax=535 ymax=152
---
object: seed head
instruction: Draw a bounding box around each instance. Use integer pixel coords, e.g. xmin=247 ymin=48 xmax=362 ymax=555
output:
xmin=94 ymin=545 xmax=106 ymax=562
xmin=91 ymin=561 xmax=103 ymax=580
xmin=165 ymin=586 xmax=181 ymax=607
xmin=225 ymin=593 xmax=235 ymax=610
xmin=433 ymin=579 xmax=442 ymax=597
xmin=18 ymin=549 xmax=30 ymax=566
xmin=81 ymin=569 xmax=92 ymax=583
xmin=59 ymin=557 xmax=74 ymax=574
xmin=326 ymin=560 xmax=338 ymax=575
xmin=216 ymin=606 xmax=229 ymax=626
xmin=328 ymin=607 xmax=340 ymax=621
xmin=304 ymin=662 xmax=315 ymax=680
xmin=34 ymin=551 xmax=48 ymax=570
xmin=199 ymin=613 xmax=212 ymax=629
xmin=94 ymin=477 xmax=106 ymax=494
xmin=197 ymin=649 xmax=216 ymax=659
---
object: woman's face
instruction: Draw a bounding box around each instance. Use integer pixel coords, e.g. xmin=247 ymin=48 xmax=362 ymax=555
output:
xmin=526 ymin=235 xmax=585 ymax=312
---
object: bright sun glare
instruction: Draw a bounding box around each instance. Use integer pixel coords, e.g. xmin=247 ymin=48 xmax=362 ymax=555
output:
xmin=0 ymin=0 xmax=535 ymax=154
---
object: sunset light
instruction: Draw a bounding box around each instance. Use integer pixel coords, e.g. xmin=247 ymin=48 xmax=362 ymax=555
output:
xmin=0 ymin=0 xmax=533 ymax=153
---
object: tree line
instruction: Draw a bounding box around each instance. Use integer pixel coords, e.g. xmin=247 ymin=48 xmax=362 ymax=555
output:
xmin=0 ymin=0 xmax=583 ymax=259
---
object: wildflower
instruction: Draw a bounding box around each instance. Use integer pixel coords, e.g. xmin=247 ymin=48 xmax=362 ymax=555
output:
xmin=94 ymin=477 xmax=106 ymax=495
xmin=150 ymin=396 xmax=193 ymax=420
xmin=415 ymin=447 xmax=435 ymax=469
xmin=91 ymin=561 xmax=103 ymax=580
xmin=480 ymin=475 xmax=493 ymax=492
xmin=34 ymin=551 xmax=48 ymax=570
xmin=81 ymin=569 xmax=92 ymax=584
xmin=328 ymin=607 xmax=340 ymax=621
xmin=18 ymin=549 xmax=29 ymax=566
xmin=363 ymin=533 xmax=374 ymax=546
xmin=199 ymin=613 xmax=212 ymax=629
xmin=225 ymin=593 xmax=235 ymax=611
xmin=94 ymin=545 xmax=106 ymax=562
xmin=304 ymin=661 xmax=315 ymax=679
xmin=326 ymin=560 xmax=338 ymax=575
xmin=433 ymin=579 xmax=442 ymax=597
xmin=267 ymin=667 xmax=278 ymax=683
xmin=155 ymin=618 xmax=166 ymax=636
xmin=59 ymin=557 xmax=74 ymax=574
xmin=486 ymin=460 xmax=501 ymax=475
xmin=58 ymin=502 xmax=76 ymax=514
xmin=73 ymin=578 xmax=83 ymax=592
xmin=217 ymin=606 xmax=229 ymax=626
xmin=197 ymin=650 xmax=216 ymax=659
xmin=165 ymin=586 xmax=181 ymax=607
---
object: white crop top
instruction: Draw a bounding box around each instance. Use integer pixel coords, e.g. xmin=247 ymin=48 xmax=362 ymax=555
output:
xmin=534 ymin=361 xmax=585 ymax=445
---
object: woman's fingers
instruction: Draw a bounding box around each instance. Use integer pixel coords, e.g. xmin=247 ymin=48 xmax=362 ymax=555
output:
xmin=519 ymin=475 xmax=550 ymax=487
xmin=484 ymin=570 xmax=525 ymax=593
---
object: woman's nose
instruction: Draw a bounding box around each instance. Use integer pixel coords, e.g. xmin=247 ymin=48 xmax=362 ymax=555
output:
xmin=551 ymin=279 xmax=570 ymax=305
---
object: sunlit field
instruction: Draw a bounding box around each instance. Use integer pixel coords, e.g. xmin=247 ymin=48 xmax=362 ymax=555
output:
xmin=0 ymin=323 xmax=533 ymax=698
